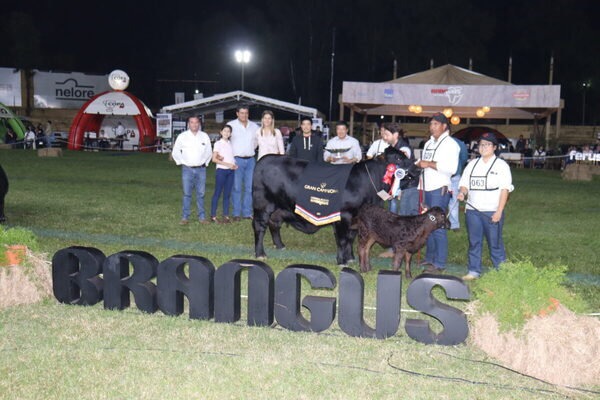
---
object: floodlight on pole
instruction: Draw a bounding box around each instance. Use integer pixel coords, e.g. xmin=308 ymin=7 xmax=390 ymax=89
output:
xmin=235 ymin=49 xmax=251 ymax=91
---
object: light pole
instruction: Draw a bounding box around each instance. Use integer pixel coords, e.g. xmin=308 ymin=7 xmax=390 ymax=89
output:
xmin=582 ymin=82 xmax=590 ymax=125
xmin=235 ymin=50 xmax=251 ymax=91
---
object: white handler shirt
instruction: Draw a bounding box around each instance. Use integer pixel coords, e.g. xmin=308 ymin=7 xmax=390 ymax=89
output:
xmin=366 ymin=138 xmax=389 ymax=158
xmin=172 ymin=130 xmax=213 ymax=167
xmin=459 ymin=155 xmax=514 ymax=212
xmin=420 ymin=131 xmax=460 ymax=191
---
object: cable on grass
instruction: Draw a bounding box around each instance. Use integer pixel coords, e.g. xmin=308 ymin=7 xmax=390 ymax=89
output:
xmin=435 ymin=351 xmax=600 ymax=396
xmin=386 ymin=352 xmax=574 ymax=399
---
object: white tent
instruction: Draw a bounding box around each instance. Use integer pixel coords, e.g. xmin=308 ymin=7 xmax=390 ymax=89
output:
xmin=340 ymin=64 xmax=563 ymax=144
xmin=161 ymin=90 xmax=319 ymax=118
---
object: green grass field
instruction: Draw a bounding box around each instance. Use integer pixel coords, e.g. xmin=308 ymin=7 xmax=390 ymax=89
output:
xmin=1 ymin=149 xmax=598 ymax=399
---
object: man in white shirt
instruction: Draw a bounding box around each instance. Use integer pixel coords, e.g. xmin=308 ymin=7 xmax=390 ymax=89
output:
xmin=415 ymin=112 xmax=460 ymax=273
xmin=228 ymin=105 xmax=259 ymax=221
xmin=172 ymin=116 xmax=213 ymax=225
xmin=324 ymin=121 xmax=362 ymax=164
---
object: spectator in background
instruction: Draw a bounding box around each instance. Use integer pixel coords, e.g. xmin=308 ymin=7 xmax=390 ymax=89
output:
xmin=25 ymin=127 xmax=36 ymax=149
xmin=534 ymin=146 xmax=546 ymax=168
xmin=229 ymin=105 xmax=259 ymax=221
xmin=324 ymin=121 xmax=362 ymax=164
xmin=45 ymin=120 xmax=54 ymax=148
xmin=418 ymin=135 xmax=428 ymax=149
xmin=523 ymin=142 xmax=533 ymax=168
xmin=4 ymin=128 xmax=17 ymax=148
xmin=515 ymin=135 xmax=526 ymax=153
xmin=255 ymin=110 xmax=284 ymax=160
xmin=288 ymin=117 xmax=323 ymax=163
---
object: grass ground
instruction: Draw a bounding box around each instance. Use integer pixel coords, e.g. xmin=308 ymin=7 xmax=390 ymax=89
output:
xmin=0 ymin=149 xmax=599 ymax=399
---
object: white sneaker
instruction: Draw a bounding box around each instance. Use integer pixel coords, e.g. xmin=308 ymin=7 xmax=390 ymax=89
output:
xmin=461 ymin=274 xmax=478 ymax=281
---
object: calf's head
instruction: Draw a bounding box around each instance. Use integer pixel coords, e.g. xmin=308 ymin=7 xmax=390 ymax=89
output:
xmin=426 ymin=206 xmax=450 ymax=230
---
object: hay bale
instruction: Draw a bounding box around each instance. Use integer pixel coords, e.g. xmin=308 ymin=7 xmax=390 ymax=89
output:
xmin=470 ymin=305 xmax=600 ymax=387
xmin=0 ymin=250 xmax=52 ymax=309
xmin=561 ymin=163 xmax=592 ymax=181
xmin=37 ymin=148 xmax=63 ymax=157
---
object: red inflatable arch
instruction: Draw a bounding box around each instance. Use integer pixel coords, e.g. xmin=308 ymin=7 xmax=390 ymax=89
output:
xmin=68 ymin=90 xmax=155 ymax=152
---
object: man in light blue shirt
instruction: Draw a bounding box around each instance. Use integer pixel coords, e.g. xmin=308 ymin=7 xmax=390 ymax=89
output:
xmin=228 ymin=105 xmax=259 ymax=221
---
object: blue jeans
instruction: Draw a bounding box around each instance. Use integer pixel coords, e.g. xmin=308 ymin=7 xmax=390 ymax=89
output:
xmin=424 ymin=187 xmax=451 ymax=269
xmin=448 ymin=174 xmax=461 ymax=229
xmin=211 ymin=169 xmax=235 ymax=217
xmin=232 ymin=157 xmax=255 ymax=218
xmin=181 ymin=166 xmax=206 ymax=220
xmin=399 ymin=187 xmax=419 ymax=216
xmin=465 ymin=209 xmax=506 ymax=277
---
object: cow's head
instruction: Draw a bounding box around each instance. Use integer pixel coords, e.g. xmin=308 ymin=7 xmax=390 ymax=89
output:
xmin=381 ymin=146 xmax=422 ymax=182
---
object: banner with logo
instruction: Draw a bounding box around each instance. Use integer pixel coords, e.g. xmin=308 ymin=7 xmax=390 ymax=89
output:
xmin=33 ymin=70 xmax=110 ymax=109
xmin=83 ymin=92 xmax=140 ymax=115
xmin=342 ymin=82 xmax=561 ymax=108
xmin=156 ymin=113 xmax=172 ymax=138
xmin=0 ymin=67 xmax=22 ymax=107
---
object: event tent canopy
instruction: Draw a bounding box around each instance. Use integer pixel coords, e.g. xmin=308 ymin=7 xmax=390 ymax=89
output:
xmin=68 ymin=90 xmax=155 ymax=151
xmin=161 ymin=90 xmax=319 ymax=119
xmin=341 ymin=64 xmax=562 ymax=120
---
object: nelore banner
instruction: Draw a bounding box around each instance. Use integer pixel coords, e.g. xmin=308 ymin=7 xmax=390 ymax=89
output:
xmin=33 ymin=70 xmax=110 ymax=109
xmin=0 ymin=67 xmax=22 ymax=107
xmin=52 ymin=247 xmax=471 ymax=346
xmin=342 ymin=82 xmax=561 ymax=108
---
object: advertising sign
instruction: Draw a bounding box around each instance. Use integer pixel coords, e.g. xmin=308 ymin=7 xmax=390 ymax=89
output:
xmin=0 ymin=67 xmax=22 ymax=107
xmin=83 ymin=92 xmax=140 ymax=115
xmin=342 ymin=82 xmax=561 ymax=108
xmin=156 ymin=113 xmax=172 ymax=138
xmin=33 ymin=70 xmax=110 ymax=109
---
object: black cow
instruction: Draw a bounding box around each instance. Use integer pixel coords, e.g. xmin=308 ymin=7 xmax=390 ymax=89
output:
xmin=0 ymin=164 xmax=8 ymax=223
xmin=252 ymin=146 xmax=421 ymax=265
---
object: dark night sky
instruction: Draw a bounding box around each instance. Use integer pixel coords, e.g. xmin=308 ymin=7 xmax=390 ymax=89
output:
xmin=1 ymin=0 xmax=599 ymax=124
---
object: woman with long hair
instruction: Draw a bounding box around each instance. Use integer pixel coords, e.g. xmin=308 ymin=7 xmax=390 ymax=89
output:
xmin=255 ymin=110 xmax=284 ymax=160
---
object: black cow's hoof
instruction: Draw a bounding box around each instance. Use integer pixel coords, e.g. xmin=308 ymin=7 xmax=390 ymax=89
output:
xmin=273 ymin=245 xmax=286 ymax=250
xmin=0 ymin=217 xmax=5 ymax=224
xmin=337 ymin=263 xmax=348 ymax=268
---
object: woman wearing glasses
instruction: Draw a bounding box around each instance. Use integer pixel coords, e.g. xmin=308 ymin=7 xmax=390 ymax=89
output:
xmin=456 ymin=132 xmax=514 ymax=280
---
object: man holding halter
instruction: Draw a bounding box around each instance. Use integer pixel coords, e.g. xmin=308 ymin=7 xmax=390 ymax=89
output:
xmin=415 ymin=113 xmax=460 ymax=273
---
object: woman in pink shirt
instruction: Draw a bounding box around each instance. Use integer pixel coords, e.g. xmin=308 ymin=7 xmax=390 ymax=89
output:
xmin=210 ymin=124 xmax=238 ymax=223
xmin=255 ymin=110 xmax=284 ymax=160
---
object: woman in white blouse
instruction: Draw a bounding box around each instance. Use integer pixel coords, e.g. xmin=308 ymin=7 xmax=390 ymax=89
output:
xmin=255 ymin=110 xmax=284 ymax=160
